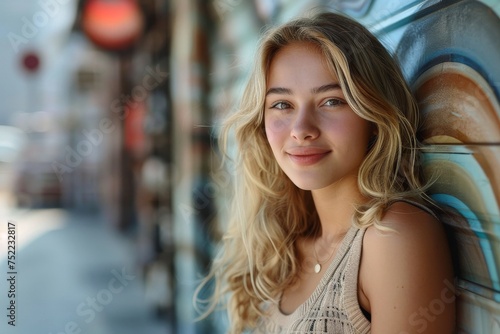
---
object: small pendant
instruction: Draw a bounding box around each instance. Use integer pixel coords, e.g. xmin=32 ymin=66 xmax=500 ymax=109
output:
xmin=314 ymin=263 xmax=321 ymax=273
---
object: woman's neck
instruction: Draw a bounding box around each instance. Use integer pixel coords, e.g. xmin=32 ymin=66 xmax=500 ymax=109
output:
xmin=311 ymin=174 xmax=366 ymax=237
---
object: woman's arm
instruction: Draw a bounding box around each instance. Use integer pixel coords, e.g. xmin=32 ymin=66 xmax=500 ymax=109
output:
xmin=359 ymin=201 xmax=455 ymax=333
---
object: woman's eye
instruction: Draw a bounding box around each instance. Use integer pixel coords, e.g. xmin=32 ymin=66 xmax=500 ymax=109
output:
xmin=271 ymin=101 xmax=290 ymax=110
xmin=324 ymin=98 xmax=344 ymax=107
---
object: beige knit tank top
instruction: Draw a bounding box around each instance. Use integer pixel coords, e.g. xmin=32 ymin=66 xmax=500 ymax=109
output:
xmin=253 ymin=225 xmax=371 ymax=334
xmin=253 ymin=200 xmax=436 ymax=333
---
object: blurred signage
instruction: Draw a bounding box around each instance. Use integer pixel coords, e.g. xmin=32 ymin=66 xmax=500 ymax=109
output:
xmin=21 ymin=51 xmax=41 ymax=74
xmin=124 ymin=100 xmax=146 ymax=157
xmin=82 ymin=0 xmax=144 ymax=51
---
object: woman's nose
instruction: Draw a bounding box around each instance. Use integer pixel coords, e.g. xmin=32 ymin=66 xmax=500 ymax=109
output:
xmin=290 ymin=106 xmax=319 ymax=141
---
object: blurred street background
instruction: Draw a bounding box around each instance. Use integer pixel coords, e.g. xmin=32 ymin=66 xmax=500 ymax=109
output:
xmin=0 ymin=0 xmax=225 ymax=333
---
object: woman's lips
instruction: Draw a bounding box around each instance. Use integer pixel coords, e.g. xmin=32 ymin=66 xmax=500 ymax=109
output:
xmin=286 ymin=147 xmax=331 ymax=166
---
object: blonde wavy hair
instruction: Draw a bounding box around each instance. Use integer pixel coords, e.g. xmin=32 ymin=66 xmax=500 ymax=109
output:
xmin=196 ymin=11 xmax=431 ymax=333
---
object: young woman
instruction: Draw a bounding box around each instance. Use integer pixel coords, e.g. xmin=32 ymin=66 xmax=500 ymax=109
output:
xmin=197 ymin=11 xmax=455 ymax=333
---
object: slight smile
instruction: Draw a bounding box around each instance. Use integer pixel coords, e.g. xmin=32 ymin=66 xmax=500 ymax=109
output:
xmin=286 ymin=147 xmax=331 ymax=166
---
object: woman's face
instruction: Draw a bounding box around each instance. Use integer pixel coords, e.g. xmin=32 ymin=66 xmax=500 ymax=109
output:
xmin=264 ymin=42 xmax=372 ymax=191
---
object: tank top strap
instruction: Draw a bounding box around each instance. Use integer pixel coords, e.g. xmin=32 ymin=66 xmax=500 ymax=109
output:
xmin=390 ymin=198 xmax=440 ymax=221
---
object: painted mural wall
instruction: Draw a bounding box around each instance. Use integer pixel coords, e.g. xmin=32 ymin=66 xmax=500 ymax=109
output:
xmin=206 ymin=0 xmax=500 ymax=332
xmin=393 ymin=1 xmax=500 ymax=332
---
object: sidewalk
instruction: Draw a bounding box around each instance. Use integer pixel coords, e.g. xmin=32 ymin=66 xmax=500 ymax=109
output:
xmin=0 ymin=208 xmax=171 ymax=334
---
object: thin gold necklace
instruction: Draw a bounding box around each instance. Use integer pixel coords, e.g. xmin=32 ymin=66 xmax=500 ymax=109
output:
xmin=312 ymin=232 xmax=345 ymax=274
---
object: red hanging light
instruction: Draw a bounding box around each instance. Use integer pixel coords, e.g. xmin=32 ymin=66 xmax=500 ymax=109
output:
xmin=82 ymin=0 xmax=144 ymax=51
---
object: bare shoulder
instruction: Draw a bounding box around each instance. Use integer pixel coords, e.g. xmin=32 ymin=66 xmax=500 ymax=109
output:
xmin=359 ymin=201 xmax=455 ymax=333
xmin=365 ymin=201 xmax=446 ymax=245
xmin=362 ymin=200 xmax=451 ymax=273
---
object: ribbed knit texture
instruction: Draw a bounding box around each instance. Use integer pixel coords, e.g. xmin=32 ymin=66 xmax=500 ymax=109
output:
xmin=253 ymin=226 xmax=371 ymax=333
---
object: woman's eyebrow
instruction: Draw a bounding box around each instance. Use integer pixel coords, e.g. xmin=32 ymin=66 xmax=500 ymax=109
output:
xmin=266 ymin=87 xmax=292 ymax=96
xmin=266 ymin=83 xmax=341 ymax=96
xmin=311 ymin=83 xmax=341 ymax=94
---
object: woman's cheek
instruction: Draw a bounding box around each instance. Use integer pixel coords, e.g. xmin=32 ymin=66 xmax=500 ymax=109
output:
xmin=265 ymin=115 xmax=290 ymax=140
